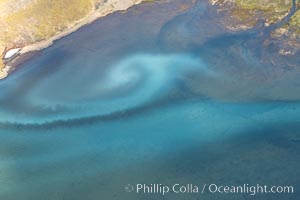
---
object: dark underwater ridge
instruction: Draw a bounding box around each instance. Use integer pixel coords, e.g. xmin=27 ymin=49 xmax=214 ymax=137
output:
xmin=0 ymin=0 xmax=300 ymax=199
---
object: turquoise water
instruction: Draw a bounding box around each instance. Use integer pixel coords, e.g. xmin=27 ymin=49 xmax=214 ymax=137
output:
xmin=0 ymin=0 xmax=300 ymax=199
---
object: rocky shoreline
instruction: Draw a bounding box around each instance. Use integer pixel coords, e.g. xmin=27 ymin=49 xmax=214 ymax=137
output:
xmin=209 ymin=0 xmax=300 ymax=55
xmin=0 ymin=0 xmax=149 ymax=79
xmin=1 ymin=0 xmax=299 ymax=79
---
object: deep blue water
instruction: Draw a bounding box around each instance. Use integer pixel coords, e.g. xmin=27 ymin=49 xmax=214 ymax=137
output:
xmin=0 ymin=0 xmax=300 ymax=199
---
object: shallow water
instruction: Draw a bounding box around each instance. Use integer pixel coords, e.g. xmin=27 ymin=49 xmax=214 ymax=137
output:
xmin=0 ymin=0 xmax=300 ymax=199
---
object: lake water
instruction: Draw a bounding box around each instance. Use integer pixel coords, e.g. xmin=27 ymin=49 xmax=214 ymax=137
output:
xmin=0 ymin=0 xmax=300 ymax=199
